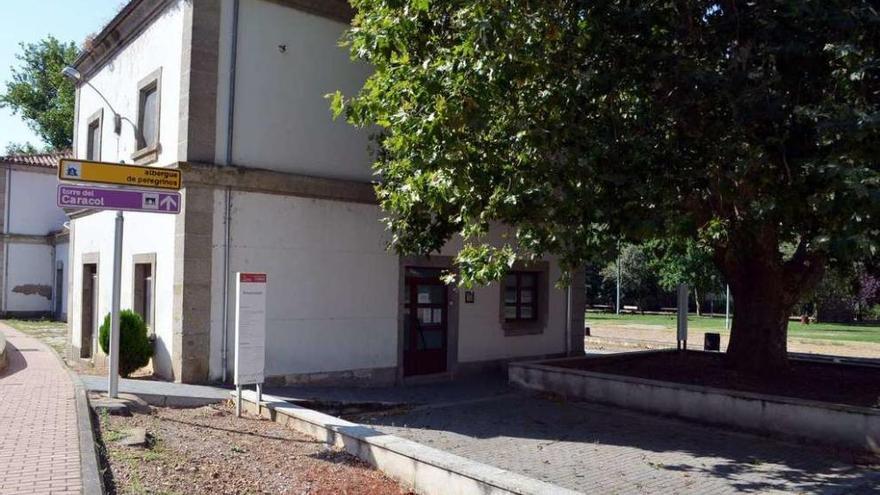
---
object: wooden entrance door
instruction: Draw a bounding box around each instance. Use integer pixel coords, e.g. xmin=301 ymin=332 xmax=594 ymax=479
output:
xmin=403 ymin=267 xmax=448 ymax=376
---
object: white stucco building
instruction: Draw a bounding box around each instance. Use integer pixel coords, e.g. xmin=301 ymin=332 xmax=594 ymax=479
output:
xmin=66 ymin=0 xmax=585 ymax=383
xmin=0 ymin=151 xmax=71 ymax=320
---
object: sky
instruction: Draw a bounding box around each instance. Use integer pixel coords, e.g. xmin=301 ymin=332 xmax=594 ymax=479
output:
xmin=0 ymin=0 xmax=123 ymax=153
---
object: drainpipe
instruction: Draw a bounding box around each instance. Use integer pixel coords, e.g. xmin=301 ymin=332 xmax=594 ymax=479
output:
xmin=564 ymin=282 xmax=572 ymax=356
xmin=220 ymin=0 xmax=240 ymax=383
xmin=3 ymin=169 xmax=11 ymax=315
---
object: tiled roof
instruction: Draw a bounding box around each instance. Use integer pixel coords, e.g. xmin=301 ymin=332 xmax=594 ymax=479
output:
xmin=0 ymin=149 xmax=72 ymax=169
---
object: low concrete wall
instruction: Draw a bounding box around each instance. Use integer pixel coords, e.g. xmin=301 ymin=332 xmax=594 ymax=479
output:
xmin=237 ymin=390 xmax=577 ymax=495
xmin=0 ymin=332 xmax=7 ymax=373
xmin=509 ymin=356 xmax=880 ymax=453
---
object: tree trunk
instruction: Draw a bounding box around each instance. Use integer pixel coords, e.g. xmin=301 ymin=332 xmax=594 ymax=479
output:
xmin=715 ymin=227 xmax=825 ymax=376
xmin=694 ymin=287 xmax=702 ymax=316
xmin=725 ymin=275 xmax=791 ymax=374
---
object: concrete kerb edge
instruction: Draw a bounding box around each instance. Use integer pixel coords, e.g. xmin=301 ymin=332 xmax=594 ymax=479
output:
xmin=71 ymin=374 xmax=106 ymax=495
xmin=234 ymin=390 xmax=579 ymax=495
xmin=511 ymin=351 xmax=880 ymax=415
xmin=509 ymin=356 xmax=880 ymax=452
xmin=0 ymin=331 xmax=6 ymax=372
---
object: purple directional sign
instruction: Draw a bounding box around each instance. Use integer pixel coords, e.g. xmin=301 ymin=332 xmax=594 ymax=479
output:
xmin=57 ymin=184 xmax=181 ymax=214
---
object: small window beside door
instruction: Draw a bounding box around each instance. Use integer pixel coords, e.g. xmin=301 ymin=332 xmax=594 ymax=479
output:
xmin=503 ymin=272 xmax=539 ymax=322
xmin=86 ymin=109 xmax=102 ymax=161
xmin=134 ymin=68 xmax=161 ymax=162
xmin=499 ymin=262 xmax=549 ymax=336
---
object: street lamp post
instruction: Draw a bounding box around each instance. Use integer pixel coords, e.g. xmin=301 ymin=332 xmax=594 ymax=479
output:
xmin=62 ymin=66 xmax=142 ymax=399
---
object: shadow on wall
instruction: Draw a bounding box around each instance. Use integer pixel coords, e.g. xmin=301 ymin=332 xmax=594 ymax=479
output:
xmin=152 ymin=336 xmax=172 ymax=380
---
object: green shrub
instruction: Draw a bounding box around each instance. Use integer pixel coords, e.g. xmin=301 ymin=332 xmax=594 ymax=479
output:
xmin=98 ymin=310 xmax=153 ymax=377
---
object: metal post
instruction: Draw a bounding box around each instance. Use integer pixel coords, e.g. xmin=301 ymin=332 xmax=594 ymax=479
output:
xmin=677 ymin=284 xmax=688 ymax=350
xmin=236 ymin=385 xmax=242 ymax=417
xmin=108 ymin=211 xmax=124 ymax=398
xmin=616 ymin=255 xmax=621 ymax=315
xmin=725 ymin=284 xmax=731 ymax=331
xmin=256 ymin=383 xmax=262 ymax=415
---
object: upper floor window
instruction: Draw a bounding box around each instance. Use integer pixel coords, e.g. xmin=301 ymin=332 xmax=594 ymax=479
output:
xmin=86 ymin=109 xmax=102 ymax=161
xmin=504 ymin=271 xmax=539 ymax=321
xmin=136 ymin=68 xmax=161 ymax=153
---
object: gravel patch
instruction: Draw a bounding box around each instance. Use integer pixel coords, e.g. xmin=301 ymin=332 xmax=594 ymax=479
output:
xmin=97 ymin=402 xmax=412 ymax=495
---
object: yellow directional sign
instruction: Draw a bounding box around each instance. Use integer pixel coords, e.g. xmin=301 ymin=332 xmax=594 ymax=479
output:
xmin=58 ymin=159 xmax=181 ymax=190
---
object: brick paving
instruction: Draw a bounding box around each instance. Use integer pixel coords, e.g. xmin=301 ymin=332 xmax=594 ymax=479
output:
xmin=0 ymin=324 xmax=81 ymax=495
xmin=360 ymin=390 xmax=880 ymax=494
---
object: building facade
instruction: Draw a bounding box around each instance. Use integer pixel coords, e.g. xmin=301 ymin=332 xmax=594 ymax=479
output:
xmin=0 ymin=151 xmax=71 ymax=320
xmin=67 ymin=0 xmax=586 ymax=383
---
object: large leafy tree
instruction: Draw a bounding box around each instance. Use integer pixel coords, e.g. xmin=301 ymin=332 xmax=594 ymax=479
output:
xmin=0 ymin=36 xmax=78 ymax=150
xmin=334 ymin=1 xmax=880 ymax=374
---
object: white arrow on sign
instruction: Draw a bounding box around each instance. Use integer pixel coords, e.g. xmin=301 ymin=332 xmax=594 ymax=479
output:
xmin=160 ymin=196 xmax=178 ymax=211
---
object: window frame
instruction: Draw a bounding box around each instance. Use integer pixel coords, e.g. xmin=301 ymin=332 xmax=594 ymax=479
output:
xmin=133 ymin=68 xmax=162 ymax=163
xmin=498 ymin=261 xmax=550 ymax=336
xmin=131 ymin=253 xmax=157 ymax=335
xmin=85 ymin=108 xmax=103 ymax=161
xmin=503 ymin=271 xmax=539 ymax=322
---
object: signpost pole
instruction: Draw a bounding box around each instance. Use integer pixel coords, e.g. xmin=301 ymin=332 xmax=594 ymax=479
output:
xmin=677 ymin=283 xmax=688 ymax=350
xmin=108 ymin=210 xmax=124 ymax=398
xmin=236 ymin=385 xmax=242 ymax=418
xmin=725 ymin=284 xmax=731 ymax=331
xmin=256 ymin=384 xmax=262 ymax=414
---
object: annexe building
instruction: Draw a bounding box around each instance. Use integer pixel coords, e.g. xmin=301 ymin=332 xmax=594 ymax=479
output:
xmin=0 ymin=151 xmax=70 ymax=320
xmin=66 ymin=0 xmax=586 ymax=383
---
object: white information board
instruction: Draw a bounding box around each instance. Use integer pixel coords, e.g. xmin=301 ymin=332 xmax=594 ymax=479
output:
xmin=234 ymin=272 xmax=267 ymax=386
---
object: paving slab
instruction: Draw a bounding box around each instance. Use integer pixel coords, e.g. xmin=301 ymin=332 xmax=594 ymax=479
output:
xmin=361 ymin=392 xmax=880 ymax=494
xmin=80 ymin=374 xmax=230 ymax=406
xmin=0 ymin=324 xmax=82 ymax=495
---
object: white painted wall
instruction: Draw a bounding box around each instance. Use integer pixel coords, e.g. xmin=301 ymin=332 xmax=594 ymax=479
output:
xmin=207 ymin=190 xmax=568 ymax=381
xmin=55 ymin=240 xmax=69 ymax=317
xmin=74 ymin=1 xmax=185 ymax=166
xmin=7 ymin=170 xmax=68 ymax=235
xmin=437 ymin=233 xmax=569 ymax=363
xmin=4 ymin=243 xmax=55 ymax=313
xmin=69 ymin=211 xmax=175 ymax=377
xmin=455 ymin=263 xmax=567 ymax=363
xmin=222 ymin=0 xmax=373 ymax=180
xmin=209 ymin=190 xmax=399 ymax=380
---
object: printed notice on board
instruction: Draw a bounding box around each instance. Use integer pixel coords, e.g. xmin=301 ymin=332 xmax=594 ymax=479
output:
xmin=234 ymin=273 xmax=267 ymax=386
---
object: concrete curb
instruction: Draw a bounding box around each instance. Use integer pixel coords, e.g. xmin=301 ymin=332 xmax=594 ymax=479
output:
xmin=0 ymin=331 xmax=7 ymax=373
xmin=510 ymin=354 xmax=880 ymax=453
xmin=237 ymin=390 xmax=579 ymax=495
xmin=71 ymin=376 xmax=106 ymax=494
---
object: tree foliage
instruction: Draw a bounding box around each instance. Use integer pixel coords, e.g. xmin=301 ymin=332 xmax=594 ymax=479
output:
xmin=600 ymin=244 xmax=660 ymax=312
xmin=647 ymin=239 xmax=722 ymax=314
xmin=335 ymin=1 xmax=880 ymax=372
xmin=0 ymin=36 xmax=78 ymax=150
xmin=3 ymin=142 xmax=41 ymax=156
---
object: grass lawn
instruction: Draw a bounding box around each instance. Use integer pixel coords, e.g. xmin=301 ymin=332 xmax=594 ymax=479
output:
xmin=587 ymin=312 xmax=880 ymax=344
xmin=2 ymin=318 xmax=68 ymax=356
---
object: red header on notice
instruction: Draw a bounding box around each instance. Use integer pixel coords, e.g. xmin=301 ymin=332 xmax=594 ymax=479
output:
xmin=240 ymin=273 xmax=267 ymax=283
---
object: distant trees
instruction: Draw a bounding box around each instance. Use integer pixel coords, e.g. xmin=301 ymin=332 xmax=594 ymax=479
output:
xmin=0 ymin=36 xmax=78 ymax=151
xmin=806 ymin=263 xmax=880 ymax=323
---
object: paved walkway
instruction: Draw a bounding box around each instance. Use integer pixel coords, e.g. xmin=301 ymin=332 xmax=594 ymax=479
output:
xmin=0 ymin=325 xmax=81 ymax=495
xmin=276 ymin=374 xmax=879 ymax=494
xmin=80 ymin=374 xmax=229 ymax=406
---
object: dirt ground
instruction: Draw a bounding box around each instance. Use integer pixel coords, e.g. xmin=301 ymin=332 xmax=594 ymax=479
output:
xmin=587 ymin=323 xmax=880 ymax=359
xmin=97 ymin=402 xmax=411 ymax=495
